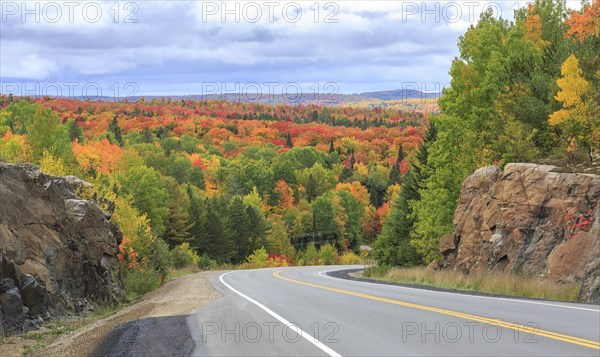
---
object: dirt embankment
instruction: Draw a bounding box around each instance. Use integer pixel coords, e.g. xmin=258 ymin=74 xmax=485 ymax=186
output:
xmin=34 ymin=271 xmax=222 ymax=357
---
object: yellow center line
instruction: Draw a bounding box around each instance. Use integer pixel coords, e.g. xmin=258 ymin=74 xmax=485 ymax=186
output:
xmin=273 ymin=270 xmax=600 ymax=350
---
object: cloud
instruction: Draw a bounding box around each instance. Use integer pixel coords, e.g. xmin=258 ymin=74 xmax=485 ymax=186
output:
xmin=1 ymin=0 xmax=554 ymax=94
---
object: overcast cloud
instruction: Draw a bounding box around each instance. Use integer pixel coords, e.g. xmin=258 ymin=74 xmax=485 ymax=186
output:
xmin=0 ymin=0 xmax=579 ymax=97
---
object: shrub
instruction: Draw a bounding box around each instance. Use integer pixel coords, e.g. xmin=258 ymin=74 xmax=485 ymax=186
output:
xmin=148 ymin=238 xmax=173 ymax=278
xmin=170 ymin=243 xmax=200 ymax=269
xmin=319 ymin=243 xmax=338 ymax=265
xmin=266 ymin=253 xmax=293 ymax=267
xmin=363 ymin=265 xmax=389 ymax=277
xmin=339 ymin=252 xmax=361 ymax=264
xmin=198 ymin=253 xmax=218 ymax=270
xmin=304 ymin=243 xmax=319 ymax=265
xmin=122 ymin=267 xmax=162 ymax=301
xmin=244 ymin=246 xmax=269 ymax=268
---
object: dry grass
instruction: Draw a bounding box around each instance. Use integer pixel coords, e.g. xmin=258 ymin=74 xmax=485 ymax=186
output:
xmin=365 ymin=266 xmax=580 ymax=302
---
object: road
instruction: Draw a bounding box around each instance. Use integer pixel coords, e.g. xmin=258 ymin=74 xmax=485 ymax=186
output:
xmin=189 ymin=265 xmax=600 ymax=356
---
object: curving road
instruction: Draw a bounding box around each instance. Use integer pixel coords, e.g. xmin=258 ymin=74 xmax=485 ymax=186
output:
xmin=188 ymin=265 xmax=600 ymax=356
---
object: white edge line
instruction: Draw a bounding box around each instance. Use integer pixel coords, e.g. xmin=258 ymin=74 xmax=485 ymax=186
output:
xmin=317 ymin=268 xmax=600 ymax=313
xmin=219 ymin=271 xmax=342 ymax=357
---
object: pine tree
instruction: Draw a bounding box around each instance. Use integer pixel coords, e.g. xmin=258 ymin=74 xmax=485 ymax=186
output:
xmin=108 ymin=115 xmax=123 ymax=146
xmin=373 ymin=122 xmax=438 ymax=266
xmin=396 ymin=144 xmax=405 ymax=165
xmin=328 ymin=139 xmax=335 ymax=154
xmin=388 ymin=163 xmax=401 ymax=186
xmin=246 ymin=205 xmax=268 ymax=252
xmin=164 ymin=183 xmax=194 ymax=247
xmin=286 ymin=132 xmax=294 ymax=148
xmin=306 ymin=173 xmax=317 ymax=203
xmin=203 ymin=197 xmax=235 ymax=263
xmin=67 ymin=119 xmax=85 ymax=143
xmin=142 ymin=125 xmax=153 ymax=143
xmin=186 ymin=185 xmax=206 ymax=250
xmin=228 ymin=196 xmax=251 ymax=263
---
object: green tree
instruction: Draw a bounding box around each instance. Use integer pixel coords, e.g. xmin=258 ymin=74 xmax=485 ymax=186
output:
xmin=388 ymin=163 xmax=401 ymax=186
xmin=266 ymin=216 xmax=294 ymax=257
xmin=374 ymin=124 xmax=437 ymax=266
xmin=202 ymin=196 xmax=235 ymax=263
xmin=186 ymin=184 xmax=207 ymax=250
xmin=409 ymin=116 xmax=475 ymax=263
xmin=297 ymin=163 xmax=336 ymax=202
xmin=335 ymin=190 xmax=362 ymax=247
xmin=306 ymin=173 xmax=317 ymax=203
xmin=229 ymin=196 xmax=251 ymax=263
xmin=27 ymin=106 xmax=73 ymax=163
xmin=118 ymin=161 xmax=170 ymax=237
xmin=164 ymin=178 xmax=194 ymax=247
xmin=108 ymin=115 xmax=123 ymax=146
xmin=312 ymin=194 xmax=342 ymax=241
xmin=366 ymin=165 xmax=389 ymax=207
xmin=66 ymin=119 xmax=85 ymax=143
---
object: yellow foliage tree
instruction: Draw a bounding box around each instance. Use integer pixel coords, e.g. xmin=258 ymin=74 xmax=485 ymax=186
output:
xmin=39 ymin=149 xmax=69 ymax=176
xmin=549 ymin=55 xmax=599 ymax=161
xmin=0 ymin=131 xmax=30 ymax=162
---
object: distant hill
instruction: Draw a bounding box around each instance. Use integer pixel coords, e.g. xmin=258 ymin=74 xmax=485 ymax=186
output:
xmin=69 ymin=89 xmax=440 ymax=108
xmin=358 ymin=89 xmax=440 ymax=101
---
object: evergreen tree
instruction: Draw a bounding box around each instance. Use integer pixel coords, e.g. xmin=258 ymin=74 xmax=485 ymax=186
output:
xmin=66 ymin=119 xmax=85 ymax=143
xmin=108 ymin=115 xmax=123 ymax=146
xmin=373 ymin=170 xmax=420 ymax=266
xmin=164 ymin=178 xmax=194 ymax=247
xmin=142 ymin=125 xmax=154 ymax=143
xmin=286 ymin=132 xmax=294 ymax=148
xmin=186 ymin=185 xmax=206 ymax=251
xmin=311 ymin=110 xmax=319 ymax=122
xmin=388 ymin=163 xmax=401 ymax=186
xmin=328 ymin=139 xmax=335 ymax=154
xmin=165 ymin=198 xmax=193 ymax=247
xmin=306 ymin=173 xmax=317 ymax=203
xmin=246 ymin=205 xmax=268 ymax=251
xmin=202 ymin=197 xmax=235 ymax=263
xmin=373 ymin=123 xmax=438 ymax=266
xmin=228 ymin=196 xmax=251 ymax=263
xmin=396 ymin=144 xmax=405 ymax=165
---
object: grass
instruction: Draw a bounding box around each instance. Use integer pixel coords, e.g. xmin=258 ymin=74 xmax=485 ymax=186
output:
xmin=165 ymin=265 xmax=201 ymax=282
xmin=0 ymin=304 xmax=122 ymax=357
xmin=364 ymin=266 xmax=581 ymax=302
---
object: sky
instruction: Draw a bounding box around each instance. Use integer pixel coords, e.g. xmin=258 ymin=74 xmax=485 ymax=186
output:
xmin=0 ymin=0 xmax=582 ymax=98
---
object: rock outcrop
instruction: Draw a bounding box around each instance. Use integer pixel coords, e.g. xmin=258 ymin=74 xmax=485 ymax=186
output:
xmin=439 ymin=163 xmax=600 ymax=304
xmin=0 ymin=163 xmax=124 ymax=333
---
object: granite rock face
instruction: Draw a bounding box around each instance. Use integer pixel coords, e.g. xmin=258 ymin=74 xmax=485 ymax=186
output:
xmin=0 ymin=162 xmax=124 ymax=333
xmin=439 ymin=163 xmax=599 ymax=304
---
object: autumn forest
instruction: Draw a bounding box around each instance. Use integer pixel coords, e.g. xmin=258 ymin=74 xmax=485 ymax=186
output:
xmin=1 ymin=0 xmax=599 ymax=296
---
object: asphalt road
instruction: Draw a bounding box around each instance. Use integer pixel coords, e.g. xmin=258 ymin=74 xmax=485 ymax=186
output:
xmin=189 ymin=265 xmax=600 ymax=356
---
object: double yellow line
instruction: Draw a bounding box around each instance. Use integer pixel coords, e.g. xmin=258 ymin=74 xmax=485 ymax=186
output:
xmin=273 ymin=270 xmax=600 ymax=350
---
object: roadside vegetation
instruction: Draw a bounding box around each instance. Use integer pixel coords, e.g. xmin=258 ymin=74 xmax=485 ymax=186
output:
xmin=364 ymin=266 xmax=581 ymax=302
xmin=0 ymin=305 xmax=120 ymax=356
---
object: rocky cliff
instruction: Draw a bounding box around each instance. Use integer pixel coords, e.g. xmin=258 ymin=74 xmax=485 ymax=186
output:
xmin=0 ymin=163 xmax=124 ymax=334
xmin=439 ymin=163 xmax=600 ymax=304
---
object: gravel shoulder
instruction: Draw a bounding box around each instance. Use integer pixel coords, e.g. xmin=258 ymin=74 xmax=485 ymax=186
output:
xmin=34 ymin=271 xmax=222 ymax=357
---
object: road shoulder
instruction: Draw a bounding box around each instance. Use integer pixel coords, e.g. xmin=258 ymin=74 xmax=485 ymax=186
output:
xmin=34 ymin=271 xmax=223 ymax=357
